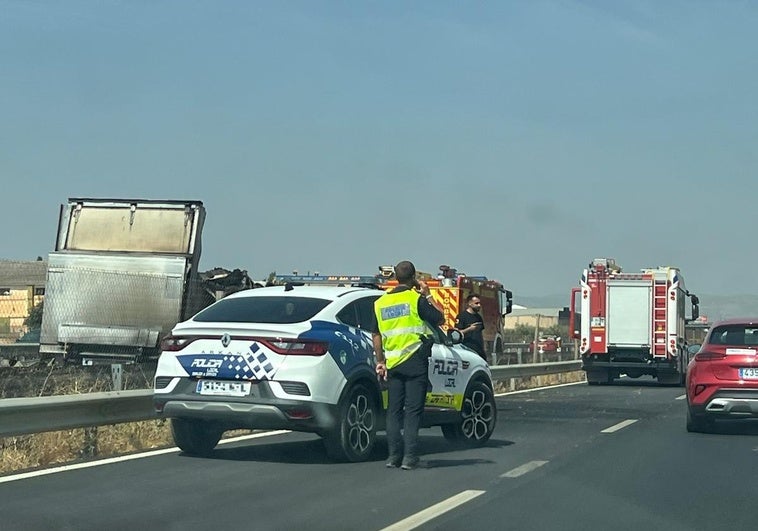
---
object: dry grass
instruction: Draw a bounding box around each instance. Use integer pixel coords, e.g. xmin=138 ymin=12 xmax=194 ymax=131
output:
xmin=0 ymin=362 xmax=155 ymax=399
xmin=0 ymin=363 xmax=169 ymax=475
xmin=492 ymin=370 xmax=586 ymax=394
xmin=0 ymin=421 xmax=174 ymax=474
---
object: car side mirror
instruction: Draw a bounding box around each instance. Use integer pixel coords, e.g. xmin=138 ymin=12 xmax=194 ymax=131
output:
xmin=447 ymin=329 xmax=463 ymax=344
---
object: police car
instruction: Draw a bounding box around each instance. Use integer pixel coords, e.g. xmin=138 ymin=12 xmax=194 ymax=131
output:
xmin=153 ymin=284 xmax=497 ymax=462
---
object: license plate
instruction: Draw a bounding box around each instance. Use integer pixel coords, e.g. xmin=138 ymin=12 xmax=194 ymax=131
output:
xmin=196 ymin=380 xmax=252 ymax=397
xmin=739 ymin=368 xmax=758 ymax=380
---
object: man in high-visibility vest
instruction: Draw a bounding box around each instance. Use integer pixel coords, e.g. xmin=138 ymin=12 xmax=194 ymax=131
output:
xmin=373 ymin=260 xmax=444 ymax=470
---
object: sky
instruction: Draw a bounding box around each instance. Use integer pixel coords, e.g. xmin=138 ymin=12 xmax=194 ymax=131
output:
xmin=1 ymin=1 xmax=756 ymax=298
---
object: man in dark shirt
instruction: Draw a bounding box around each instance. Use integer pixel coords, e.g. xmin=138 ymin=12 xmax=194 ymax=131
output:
xmin=456 ymin=294 xmax=486 ymax=361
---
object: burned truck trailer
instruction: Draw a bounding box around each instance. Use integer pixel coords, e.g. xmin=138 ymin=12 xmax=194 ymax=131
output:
xmin=39 ymin=198 xmax=212 ymax=364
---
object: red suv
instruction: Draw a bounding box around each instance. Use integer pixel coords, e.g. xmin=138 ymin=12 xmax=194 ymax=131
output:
xmin=686 ymin=318 xmax=758 ymax=432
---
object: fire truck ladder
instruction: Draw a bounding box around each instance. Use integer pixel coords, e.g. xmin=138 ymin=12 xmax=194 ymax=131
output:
xmin=652 ymin=279 xmax=668 ymax=357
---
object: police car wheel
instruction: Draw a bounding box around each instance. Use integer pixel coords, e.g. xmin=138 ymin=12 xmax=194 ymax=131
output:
xmin=323 ymin=383 xmax=378 ymax=462
xmin=441 ymin=381 xmax=496 ymax=446
xmin=170 ymin=418 xmax=223 ymax=456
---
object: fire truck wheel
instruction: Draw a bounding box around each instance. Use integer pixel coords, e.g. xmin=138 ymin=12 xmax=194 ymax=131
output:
xmin=494 ymin=338 xmax=503 ymax=355
xmin=657 ymin=371 xmax=682 ymax=386
xmin=441 ymin=381 xmax=496 ymax=447
xmin=586 ymin=370 xmax=612 ymax=385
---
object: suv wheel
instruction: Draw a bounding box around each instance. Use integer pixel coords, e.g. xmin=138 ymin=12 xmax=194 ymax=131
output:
xmin=171 ymin=418 xmax=223 ymax=456
xmin=587 ymin=369 xmax=612 ymax=385
xmin=686 ymin=406 xmax=714 ymax=433
xmin=441 ymin=381 xmax=496 ymax=447
xmin=324 ymin=384 xmax=378 ymax=462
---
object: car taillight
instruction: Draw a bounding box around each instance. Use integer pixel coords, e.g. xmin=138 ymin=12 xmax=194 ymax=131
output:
xmin=260 ymin=339 xmax=329 ymax=356
xmin=694 ymin=351 xmax=727 ymax=362
xmin=160 ymin=335 xmax=198 ymax=351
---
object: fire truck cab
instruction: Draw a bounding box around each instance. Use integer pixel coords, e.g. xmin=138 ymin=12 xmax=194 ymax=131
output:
xmin=569 ymin=258 xmax=700 ymax=385
xmin=379 ymin=264 xmax=513 ymax=360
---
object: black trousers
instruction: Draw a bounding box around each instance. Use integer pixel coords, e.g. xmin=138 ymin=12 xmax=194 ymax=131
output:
xmin=386 ymin=349 xmax=428 ymax=463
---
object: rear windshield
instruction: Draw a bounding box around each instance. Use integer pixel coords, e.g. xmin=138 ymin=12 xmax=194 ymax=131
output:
xmin=707 ymin=325 xmax=758 ymax=346
xmin=193 ymin=296 xmax=330 ymax=324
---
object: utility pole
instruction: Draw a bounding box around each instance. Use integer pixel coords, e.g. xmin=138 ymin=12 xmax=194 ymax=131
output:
xmin=533 ymin=314 xmax=541 ymax=363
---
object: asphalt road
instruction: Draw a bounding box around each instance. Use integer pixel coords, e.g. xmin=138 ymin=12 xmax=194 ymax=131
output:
xmin=1 ymin=378 xmax=756 ymax=531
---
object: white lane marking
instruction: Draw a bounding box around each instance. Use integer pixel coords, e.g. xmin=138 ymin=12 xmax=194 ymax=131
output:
xmin=675 ymin=394 xmax=686 ymax=400
xmin=495 ymin=380 xmax=585 ymax=397
xmin=0 ymin=430 xmax=291 ymax=484
xmin=381 ymin=490 xmax=485 ymax=531
xmin=500 ymin=460 xmax=549 ymax=478
xmin=601 ymin=419 xmax=638 ymax=433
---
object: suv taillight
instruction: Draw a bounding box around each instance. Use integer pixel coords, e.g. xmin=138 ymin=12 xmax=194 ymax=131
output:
xmin=160 ymin=335 xmax=198 ymax=351
xmin=694 ymin=351 xmax=727 ymax=362
xmin=260 ymin=339 xmax=329 ymax=356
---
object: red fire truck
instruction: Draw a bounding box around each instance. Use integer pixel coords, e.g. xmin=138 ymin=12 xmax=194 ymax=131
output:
xmin=569 ymin=258 xmax=700 ymax=385
xmin=379 ymin=264 xmax=513 ymax=358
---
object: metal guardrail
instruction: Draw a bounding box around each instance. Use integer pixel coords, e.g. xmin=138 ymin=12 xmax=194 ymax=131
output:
xmin=0 ymin=342 xmax=41 ymax=362
xmin=0 ymin=361 xmax=584 ymax=438
xmin=491 ymin=360 xmax=582 ymax=380
xmin=0 ymin=390 xmax=156 ymax=438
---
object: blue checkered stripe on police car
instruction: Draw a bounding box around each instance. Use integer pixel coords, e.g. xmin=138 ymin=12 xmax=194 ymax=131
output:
xmin=223 ymin=343 xmax=275 ymax=380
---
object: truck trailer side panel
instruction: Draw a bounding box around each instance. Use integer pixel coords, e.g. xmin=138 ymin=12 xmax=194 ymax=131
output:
xmin=40 ymin=253 xmax=188 ymax=353
xmin=39 ymin=198 xmax=207 ymax=361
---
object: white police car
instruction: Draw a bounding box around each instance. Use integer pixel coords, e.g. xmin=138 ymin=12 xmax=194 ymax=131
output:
xmin=153 ymin=284 xmax=497 ymax=462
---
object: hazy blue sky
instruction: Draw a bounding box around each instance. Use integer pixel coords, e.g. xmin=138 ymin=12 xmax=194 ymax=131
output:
xmin=1 ymin=1 xmax=756 ymax=297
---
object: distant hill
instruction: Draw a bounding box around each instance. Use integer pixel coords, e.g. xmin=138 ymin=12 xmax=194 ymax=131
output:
xmin=515 ymin=293 xmax=758 ymax=322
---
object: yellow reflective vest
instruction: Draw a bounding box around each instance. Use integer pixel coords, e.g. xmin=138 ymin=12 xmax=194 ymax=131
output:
xmin=374 ymin=289 xmax=434 ymax=369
